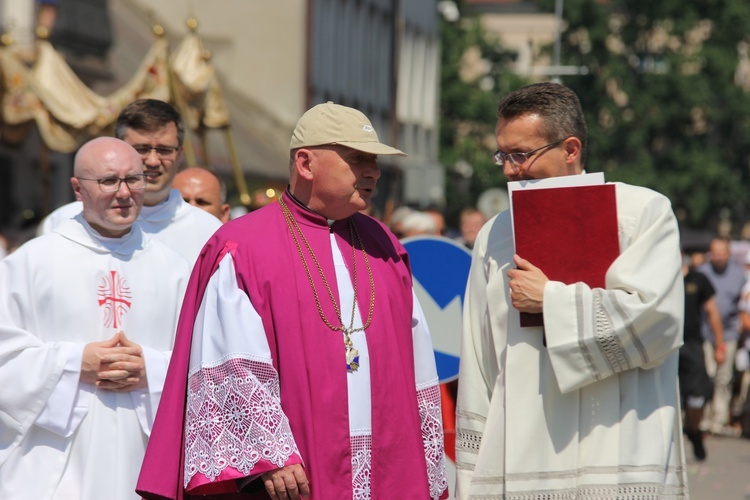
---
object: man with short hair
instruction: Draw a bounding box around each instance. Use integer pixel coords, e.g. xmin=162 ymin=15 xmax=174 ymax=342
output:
xmin=698 ymin=236 xmax=745 ymax=435
xmin=172 ymin=166 xmax=231 ymax=223
xmin=456 ymin=206 xmax=486 ymax=250
xmin=39 ymin=99 xmax=221 ymax=263
xmin=137 ymin=102 xmax=448 ymax=500
xmin=424 ymin=206 xmax=448 ymax=236
xmin=456 ymin=83 xmax=687 ymax=498
xmin=681 ymin=252 xmax=725 ymax=460
xmin=0 ymin=137 xmax=190 ymax=499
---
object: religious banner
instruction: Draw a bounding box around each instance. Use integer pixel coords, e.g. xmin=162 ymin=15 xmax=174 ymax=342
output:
xmin=0 ymin=45 xmax=80 ymax=151
xmin=0 ymin=19 xmax=248 ymax=209
xmin=169 ymin=31 xmax=230 ymax=131
xmin=0 ymin=36 xmax=170 ymax=152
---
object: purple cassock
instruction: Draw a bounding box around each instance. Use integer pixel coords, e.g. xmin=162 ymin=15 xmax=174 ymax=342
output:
xmin=136 ymin=191 xmax=448 ymax=499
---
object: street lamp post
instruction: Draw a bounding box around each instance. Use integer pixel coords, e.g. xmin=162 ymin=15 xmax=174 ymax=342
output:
xmin=553 ymin=0 xmax=564 ymax=83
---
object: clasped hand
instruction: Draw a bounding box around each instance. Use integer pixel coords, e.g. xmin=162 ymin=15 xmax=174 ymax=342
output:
xmin=80 ymin=331 xmax=147 ymax=391
xmin=507 ymin=254 xmax=548 ymax=313
xmin=262 ymin=464 xmax=310 ymax=499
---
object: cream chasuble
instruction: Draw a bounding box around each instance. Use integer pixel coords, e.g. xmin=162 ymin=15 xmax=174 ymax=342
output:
xmin=456 ymin=182 xmax=688 ymax=499
xmin=0 ymin=216 xmax=190 ymax=500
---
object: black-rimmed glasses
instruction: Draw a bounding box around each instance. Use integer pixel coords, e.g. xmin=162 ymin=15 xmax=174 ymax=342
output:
xmin=132 ymin=145 xmax=179 ymax=158
xmin=77 ymin=174 xmax=147 ymax=193
xmin=493 ymin=138 xmax=567 ymax=168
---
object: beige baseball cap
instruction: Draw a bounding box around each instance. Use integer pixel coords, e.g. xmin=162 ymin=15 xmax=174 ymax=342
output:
xmin=289 ymin=101 xmax=406 ymax=156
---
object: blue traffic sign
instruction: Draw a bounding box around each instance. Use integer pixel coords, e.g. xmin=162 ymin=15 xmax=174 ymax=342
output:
xmin=402 ymin=236 xmax=472 ymax=382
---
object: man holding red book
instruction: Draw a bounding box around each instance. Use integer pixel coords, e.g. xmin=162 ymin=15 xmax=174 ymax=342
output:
xmin=455 ymin=83 xmax=687 ymax=499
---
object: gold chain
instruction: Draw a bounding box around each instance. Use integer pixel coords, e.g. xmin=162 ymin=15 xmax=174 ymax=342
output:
xmin=278 ymin=197 xmax=375 ymax=339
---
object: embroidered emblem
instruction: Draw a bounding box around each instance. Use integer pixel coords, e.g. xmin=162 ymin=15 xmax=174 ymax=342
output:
xmin=98 ymin=270 xmax=132 ymax=328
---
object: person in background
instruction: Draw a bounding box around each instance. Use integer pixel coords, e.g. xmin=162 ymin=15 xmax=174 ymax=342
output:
xmin=681 ymin=252 xmax=725 ymax=460
xmin=39 ymin=99 xmax=221 ymax=264
xmin=455 ymin=207 xmax=486 ymax=250
xmin=425 ymin=206 xmax=447 ymax=236
xmin=733 ymin=250 xmax=750 ymax=437
xmin=401 ymin=210 xmax=439 ymax=237
xmin=698 ymin=236 xmax=745 ymax=436
xmin=172 ymin=166 xmax=230 ymax=223
xmin=388 ymin=205 xmax=413 ymax=239
xmin=690 ymin=250 xmax=707 ymax=270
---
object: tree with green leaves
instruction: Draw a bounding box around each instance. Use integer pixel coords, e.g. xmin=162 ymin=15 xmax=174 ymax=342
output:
xmin=441 ymin=0 xmax=750 ymax=234
xmin=536 ymin=0 xmax=750 ymax=234
xmin=439 ymin=1 xmax=528 ymax=225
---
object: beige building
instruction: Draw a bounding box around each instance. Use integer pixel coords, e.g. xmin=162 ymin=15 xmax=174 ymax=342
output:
xmin=466 ymin=0 xmax=586 ymax=80
xmin=0 ymin=0 xmax=443 ymax=230
xmin=145 ymin=0 xmax=444 ymax=209
xmin=105 ymin=0 xmax=302 ymax=184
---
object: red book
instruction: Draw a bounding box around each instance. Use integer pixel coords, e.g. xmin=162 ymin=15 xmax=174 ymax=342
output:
xmin=512 ymin=184 xmax=620 ymax=327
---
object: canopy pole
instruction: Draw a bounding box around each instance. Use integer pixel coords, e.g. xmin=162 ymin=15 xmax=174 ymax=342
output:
xmin=222 ymin=126 xmax=250 ymax=207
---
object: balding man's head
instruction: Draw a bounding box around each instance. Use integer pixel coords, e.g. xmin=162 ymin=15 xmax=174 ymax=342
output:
xmin=709 ymin=236 xmax=732 ymax=271
xmin=71 ymin=137 xmax=145 ymax=238
xmin=172 ymin=167 xmax=230 ymax=223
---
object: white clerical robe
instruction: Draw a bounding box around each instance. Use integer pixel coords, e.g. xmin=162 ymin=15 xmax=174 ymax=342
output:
xmin=38 ymin=189 xmax=221 ymax=263
xmin=456 ymin=182 xmax=688 ymax=499
xmin=0 ymin=216 xmax=190 ymax=500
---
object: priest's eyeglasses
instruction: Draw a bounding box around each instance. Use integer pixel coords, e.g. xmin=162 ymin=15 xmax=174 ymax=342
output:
xmin=493 ymin=138 xmax=567 ymax=168
xmin=132 ymin=145 xmax=180 ymax=158
xmin=77 ymin=174 xmax=147 ymax=192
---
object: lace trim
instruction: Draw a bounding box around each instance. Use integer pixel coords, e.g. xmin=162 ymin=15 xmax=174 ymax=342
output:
xmin=466 ymin=465 xmax=688 ymax=499
xmin=506 ymin=464 xmax=685 ymax=481
xmin=350 ymin=385 xmax=447 ymax=499
xmin=466 ymin=482 xmax=688 ymax=500
xmin=351 ymin=434 xmax=372 ymax=500
xmin=418 ymin=384 xmax=449 ymax=499
xmin=184 ymin=356 xmax=298 ymax=486
xmin=593 ymin=289 xmax=631 ymax=374
xmin=575 ymin=283 xmax=599 ymax=381
xmin=610 ymin=289 xmax=650 ymax=365
xmin=456 ymin=428 xmax=483 ymax=454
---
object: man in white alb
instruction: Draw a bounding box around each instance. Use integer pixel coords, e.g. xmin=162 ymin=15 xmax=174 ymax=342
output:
xmin=39 ymin=99 xmax=221 ymax=264
xmin=456 ymin=83 xmax=687 ymax=499
xmin=0 ymin=137 xmax=190 ymax=499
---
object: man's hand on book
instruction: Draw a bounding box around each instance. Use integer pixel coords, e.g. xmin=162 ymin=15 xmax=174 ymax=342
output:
xmin=508 ymin=254 xmax=548 ymax=314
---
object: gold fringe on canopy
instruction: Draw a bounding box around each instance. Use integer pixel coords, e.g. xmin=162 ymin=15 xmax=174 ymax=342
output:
xmin=0 ymin=38 xmax=170 ymax=152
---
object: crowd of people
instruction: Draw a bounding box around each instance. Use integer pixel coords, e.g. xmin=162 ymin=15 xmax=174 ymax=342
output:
xmin=1 ymin=99 xmax=450 ymax=500
xmin=385 ymin=204 xmax=486 ymax=249
xmin=0 ymin=83 xmax=745 ymax=499
xmin=682 ymin=237 xmax=750 ymax=458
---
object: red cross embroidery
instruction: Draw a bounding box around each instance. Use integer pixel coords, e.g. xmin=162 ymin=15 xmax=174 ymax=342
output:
xmin=97 ymin=270 xmax=132 ymax=328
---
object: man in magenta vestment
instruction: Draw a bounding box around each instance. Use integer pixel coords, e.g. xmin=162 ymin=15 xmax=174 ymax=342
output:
xmin=136 ymin=102 xmax=448 ymax=500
